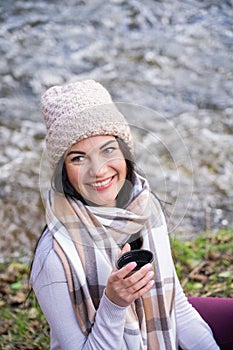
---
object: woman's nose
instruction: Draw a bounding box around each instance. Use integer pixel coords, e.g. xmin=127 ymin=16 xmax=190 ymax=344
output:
xmin=88 ymin=157 xmax=108 ymax=178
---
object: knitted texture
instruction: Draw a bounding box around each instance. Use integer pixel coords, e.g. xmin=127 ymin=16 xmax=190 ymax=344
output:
xmin=41 ymin=80 xmax=133 ymax=169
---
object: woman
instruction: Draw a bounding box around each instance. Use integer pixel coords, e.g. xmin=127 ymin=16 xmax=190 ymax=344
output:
xmin=30 ymin=80 xmax=220 ymax=349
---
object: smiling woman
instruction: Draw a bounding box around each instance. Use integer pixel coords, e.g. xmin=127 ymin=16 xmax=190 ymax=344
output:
xmin=52 ymin=135 xmax=135 ymax=209
xmin=30 ymin=79 xmax=220 ymax=350
xmin=64 ymin=136 xmax=127 ymax=207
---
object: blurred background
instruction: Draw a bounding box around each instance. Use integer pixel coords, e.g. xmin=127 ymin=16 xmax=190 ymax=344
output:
xmin=0 ymin=0 xmax=232 ymax=262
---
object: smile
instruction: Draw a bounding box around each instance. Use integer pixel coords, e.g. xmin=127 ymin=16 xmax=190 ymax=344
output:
xmin=90 ymin=176 xmax=114 ymax=189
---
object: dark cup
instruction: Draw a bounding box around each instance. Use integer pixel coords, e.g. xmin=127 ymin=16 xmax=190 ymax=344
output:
xmin=116 ymin=249 xmax=154 ymax=272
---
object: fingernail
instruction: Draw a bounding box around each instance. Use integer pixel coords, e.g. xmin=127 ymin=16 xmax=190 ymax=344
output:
xmin=148 ymin=271 xmax=154 ymax=278
xmin=142 ymin=263 xmax=152 ymax=270
xmin=128 ymin=262 xmax=137 ymax=269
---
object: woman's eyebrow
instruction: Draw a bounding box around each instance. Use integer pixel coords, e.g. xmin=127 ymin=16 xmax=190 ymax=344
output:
xmin=66 ymin=139 xmax=117 ymax=157
xmin=99 ymin=139 xmax=117 ymax=150
xmin=66 ymin=150 xmax=86 ymax=157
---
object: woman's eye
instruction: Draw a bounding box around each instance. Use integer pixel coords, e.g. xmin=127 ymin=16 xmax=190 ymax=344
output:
xmin=103 ymin=147 xmax=115 ymax=155
xmin=71 ymin=155 xmax=85 ymax=163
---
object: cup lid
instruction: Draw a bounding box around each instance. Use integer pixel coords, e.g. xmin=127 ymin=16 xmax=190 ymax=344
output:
xmin=116 ymin=249 xmax=154 ymax=271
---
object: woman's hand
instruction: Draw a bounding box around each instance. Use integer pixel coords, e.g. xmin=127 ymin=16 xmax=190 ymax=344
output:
xmin=105 ymin=244 xmax=155 ymax=307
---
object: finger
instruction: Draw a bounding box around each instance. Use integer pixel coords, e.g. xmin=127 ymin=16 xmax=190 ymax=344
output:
xmin=126 ymin=263 xmax=153 ymax=282
xmin=127 ymin=270 xmax=154 ymax=294
xmin=121 ymin=263 xmax=153 ymax=289
xmin=113 ymin=243 xmax=131 ymax=274
xmin=115 ymin=262 xmax=152 ymax=285
xmin=136 ymin=280 xmax=155 ymax=299
xmin=118 ymin=243 xmax=131 ymax=257
xmin=135 ymin=279 xmax=155 ymax=298
xmin=112 ymin=261 xmax=137 ymax=281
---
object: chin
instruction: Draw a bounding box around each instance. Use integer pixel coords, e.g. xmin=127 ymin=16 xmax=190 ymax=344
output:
xmin=83 ymin=195 xmax=116 ymax=207
xmin=95 ymin=199 xmax=116 ymax=207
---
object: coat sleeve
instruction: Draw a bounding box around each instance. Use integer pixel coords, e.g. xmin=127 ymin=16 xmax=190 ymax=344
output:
xmin=31 ymin=247 xmax=127 ymax=350
xmin=174 ymin=271 xmax=220 ymax=350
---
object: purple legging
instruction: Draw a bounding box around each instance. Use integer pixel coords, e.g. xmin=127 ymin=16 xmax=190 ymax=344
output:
xmin=188 ymin=297 xmax=233 ymax=350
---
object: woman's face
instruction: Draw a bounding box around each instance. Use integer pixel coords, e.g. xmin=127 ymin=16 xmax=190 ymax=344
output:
xmin=65 ymin=135 xmax=127 ymax=207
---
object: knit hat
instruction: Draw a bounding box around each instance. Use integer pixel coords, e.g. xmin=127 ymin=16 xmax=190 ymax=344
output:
xmin=41 ymin=80 xmax=133 ymax=169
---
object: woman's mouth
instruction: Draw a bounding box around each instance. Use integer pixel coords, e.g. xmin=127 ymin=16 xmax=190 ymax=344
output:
xmin=89 ymin=176 xmax=115 ymax=190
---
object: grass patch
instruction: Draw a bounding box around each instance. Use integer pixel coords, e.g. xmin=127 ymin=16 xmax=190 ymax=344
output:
xmin=171 ymin=229 xmax=233 ymax=297
xmin=0 ymin=263 xmax=49 ymax=350
xmin=0 ymin=229 xmax=232 ymax=349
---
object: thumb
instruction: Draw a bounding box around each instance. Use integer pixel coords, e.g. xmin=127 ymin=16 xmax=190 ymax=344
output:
xmin=113 ymin=244 xmax=131 ymax=272
xmin=119 ymin=243 xmax=131 ymax=257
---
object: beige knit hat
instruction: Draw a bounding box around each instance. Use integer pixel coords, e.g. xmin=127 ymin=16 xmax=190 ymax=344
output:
xmin=41 ymin=80 xmax=133 ymax=169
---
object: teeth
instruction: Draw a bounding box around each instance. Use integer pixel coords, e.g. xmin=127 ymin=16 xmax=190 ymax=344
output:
xmin=91 ymin=178 xmax=111 ymax=187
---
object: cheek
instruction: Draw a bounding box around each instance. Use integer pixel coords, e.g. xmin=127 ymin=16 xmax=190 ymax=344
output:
xmin=114 ymin=158 xmax=127 ymax=179
xmin=66 ymin=166 xmax=81 ymax=188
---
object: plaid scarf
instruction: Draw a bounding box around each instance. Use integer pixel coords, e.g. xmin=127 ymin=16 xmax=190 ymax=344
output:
xmin=46 ymin=174 xmax=177 ymax=349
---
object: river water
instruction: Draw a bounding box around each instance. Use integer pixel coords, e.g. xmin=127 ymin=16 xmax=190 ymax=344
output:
xmin=0 ymin=0 xmax=232 ymax=261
